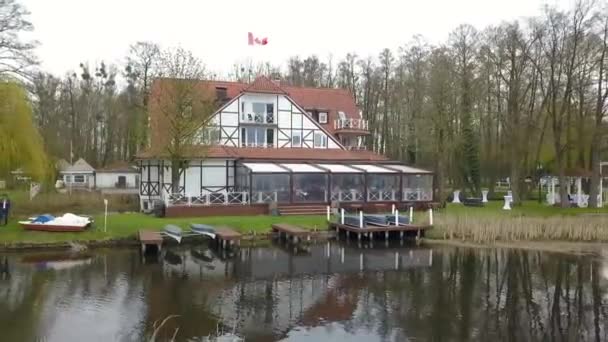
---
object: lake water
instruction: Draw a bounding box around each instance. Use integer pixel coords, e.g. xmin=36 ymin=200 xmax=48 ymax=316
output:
xmin=0 ymin=241 xmax=607 ymax=342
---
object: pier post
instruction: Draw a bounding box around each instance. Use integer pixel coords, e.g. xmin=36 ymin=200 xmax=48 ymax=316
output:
xmin=429 ymin=208 xmax=434 ymax=225
xmin=409 ymin=207 xmax=414 ymax=224
xmin=400 ymin=231 xmax=404 ymax=240
xmin=359 ymin=253 xmax=363 ymax=271
xmin=395 ymin=252 xmax=399 ymax=270
xmin=395 ymin=209 xmax=399 ymax=226
xmin=385 ymin=231 xmax=389 ymax=241
xmin=346 ymin=231 xmax=350 ymax=239
xmin=358 ymin=233 xmax=362 ymax=241
xmin=341 ymin=208 xmax=345 ymax=225
xmin=341 ymin=247 xmax=345 ymax=263
xmin=359 ymin=211 xmax=363 ymax=228
xmin=391 ymin=204 xmax=395 ymax=214
xmin=326 ymin=206 xmax=330 ymax=221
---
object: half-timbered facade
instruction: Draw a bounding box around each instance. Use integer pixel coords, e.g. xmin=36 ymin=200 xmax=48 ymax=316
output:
xmin=137 ymin=76 xmax=433 ymax=215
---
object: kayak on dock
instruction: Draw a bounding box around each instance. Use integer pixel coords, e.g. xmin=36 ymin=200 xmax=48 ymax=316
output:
xmin=190 ymin=223 xmax=216 ymax=239
xmin=162 ymin=224 xmax=183 ymax=243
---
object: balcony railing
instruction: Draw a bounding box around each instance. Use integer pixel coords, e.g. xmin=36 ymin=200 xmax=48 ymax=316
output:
xmin=334 ymin=118 xmax=369 ymax=132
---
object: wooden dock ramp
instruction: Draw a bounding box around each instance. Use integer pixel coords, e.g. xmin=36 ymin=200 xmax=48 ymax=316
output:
xmin=139 ymin=230 xmax=163 ymax=253
xmin=271 ymin=223 xmax=311 ymax=244
xmin=214 ymin=226 xmax=242 ymax=249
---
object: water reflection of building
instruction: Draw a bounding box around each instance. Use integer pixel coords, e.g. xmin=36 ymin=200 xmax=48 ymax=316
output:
xmin=160 ymin=243 xmax=432 ymax=340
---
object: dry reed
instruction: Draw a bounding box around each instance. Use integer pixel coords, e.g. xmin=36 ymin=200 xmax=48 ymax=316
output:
xmin=434 ymin=214 xmax=608 ymax=243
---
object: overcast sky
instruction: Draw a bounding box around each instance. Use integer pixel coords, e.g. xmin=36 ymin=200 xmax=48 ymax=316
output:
xmin=23 ymin=0 xmax=567 ymax=78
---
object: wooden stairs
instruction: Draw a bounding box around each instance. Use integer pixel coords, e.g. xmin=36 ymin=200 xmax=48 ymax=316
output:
xmin=278 ymin=204 xmax=327 ymax=216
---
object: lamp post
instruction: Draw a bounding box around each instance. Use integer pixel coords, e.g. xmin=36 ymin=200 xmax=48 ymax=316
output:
xmin=536 ymin=163 xmax=544 ymax=204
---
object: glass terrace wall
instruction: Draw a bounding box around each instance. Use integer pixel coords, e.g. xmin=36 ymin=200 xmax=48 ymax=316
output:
xmin=293 ymin=174 xmax=328 ymax=202
xmin=234 ymin=163 xmax=433 ymax=204
xmin=251 ymin=174 xmax=290 ymax=203
xmin=330 ymin=174 xmax=365 ymax=202
xmin=367 ymin=174 xmax=400 ymax=201
xmin=403 ymin=174 xmax=433 ymax=201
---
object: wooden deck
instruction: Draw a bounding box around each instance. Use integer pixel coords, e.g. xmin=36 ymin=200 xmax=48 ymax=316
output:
xmin=271 ymin=223 xmax=311 ymax=244
xmin=214 ymin=226 xmax=242 ymax=249
xmin=138 ymin=230 xmax=163 ymax=253
xmin=328 ymin=222 xmax=432 ymax=240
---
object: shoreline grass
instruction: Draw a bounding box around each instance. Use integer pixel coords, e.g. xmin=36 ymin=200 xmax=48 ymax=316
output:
xmin=0 ymin=213 xmax=328 ymax=245
xmin=1 ymin=198 xmax=608 ymax=247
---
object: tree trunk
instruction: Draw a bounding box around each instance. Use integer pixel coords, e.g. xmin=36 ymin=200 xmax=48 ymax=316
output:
xmin=171 ymin=159 xmax=182 ymax=194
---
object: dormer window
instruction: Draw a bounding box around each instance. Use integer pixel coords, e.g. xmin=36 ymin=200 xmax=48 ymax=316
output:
xmin=318 ymin=112 xmax=328 ymax=124
xmin=215 ymin=87 xmax=227 ymax=100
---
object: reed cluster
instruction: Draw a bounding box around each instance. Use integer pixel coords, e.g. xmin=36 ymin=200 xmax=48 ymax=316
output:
xmin=434 ymin=215 xmax=608 ymax=242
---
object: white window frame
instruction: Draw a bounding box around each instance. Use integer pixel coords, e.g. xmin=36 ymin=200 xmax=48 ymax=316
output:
xmin=64 ymin=175 xmax=72 ymax=183
xmin=74 ymin=175 xmax=85 ymax=183
xmin=338 ymin=111 xmax=347 ymax=120
xmin=319 ymin=112 xmax=328 ymax=124
xmin=313 ymin=132 xmax=327 ymax=148
xmin=292 ymin=131 xmax=302 ymax=147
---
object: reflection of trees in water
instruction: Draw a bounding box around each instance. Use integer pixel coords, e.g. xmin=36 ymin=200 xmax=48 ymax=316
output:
xmin=341 ymin=249 xmax=608 ymax=341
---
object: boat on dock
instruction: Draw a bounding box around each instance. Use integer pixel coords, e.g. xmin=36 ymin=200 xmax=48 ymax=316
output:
xmin=162 ymin=225 xmax=183 ymax=243
xmin=190 ymin=223 xmax=216 ymax=239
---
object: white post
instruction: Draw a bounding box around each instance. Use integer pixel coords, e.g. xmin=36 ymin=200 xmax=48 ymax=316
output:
xmin=391 ymin=204 xmax=395 ymax=214
xmin=359 ymin=210 xmax=363 ymax=228
xmin=341 ymin=208 xmax=345 ymax=225
xmin=481 ymin=190 xmax=489 ymax=203
xmin=600 ymin=177 xmax=604 ymax=208
xmin=326 ymin=206 xmax=330 ymax=221
xmin=224 ymin=190 xmax=229 ymax=205
xmin=103 ymin=199 xmax=108 ymax=233
xmin=274 ymin=191 xmax=278 ymax=202
xmin=503 ymin=195 xmax=512 ymax=210
xmin=576 ymin=177 xmax=582 ymax=207
xmin=187 ymin=194 xmax=192 ymax=206
xmin=395 ymin=209 xmax=399 ymax=226
xmin=428 ymin=208 xmax=433 ymax=225
xmin=409 ymin=206 xmax=414 ymax=224
xmin=548 ymin=177 xmax=555 ymax=205
xmin=452 ymin=190 xmax=461 ymax=204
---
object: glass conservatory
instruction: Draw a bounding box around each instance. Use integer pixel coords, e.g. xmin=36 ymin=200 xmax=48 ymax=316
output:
xmin=234 ymin=162 xmax=433 ymax=204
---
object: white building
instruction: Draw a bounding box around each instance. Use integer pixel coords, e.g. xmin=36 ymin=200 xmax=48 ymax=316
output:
xmin=137 ymin=76 xmax=434 ymax=215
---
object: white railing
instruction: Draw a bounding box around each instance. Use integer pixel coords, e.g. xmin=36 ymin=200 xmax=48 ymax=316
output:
xmin=241 ymin=112 xmax=274 ymax=124
xmin=165 ymin=191 xmax=249 ymax=206
xmin=330 ymin=190 xmax=364 ymax=202
xmin=403 ymin=188 xmax=432 ymax=202
xmin=255 ymin=191 xmax=278 ymax=203
xmin=368 ymin=190 xmax=396 ymax=202
xmin=334 ymin=118 xmax=368 ymax=131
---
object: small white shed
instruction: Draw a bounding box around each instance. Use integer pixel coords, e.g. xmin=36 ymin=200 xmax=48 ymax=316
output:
xmin=95 ymin=162 xmax=139 ymax=189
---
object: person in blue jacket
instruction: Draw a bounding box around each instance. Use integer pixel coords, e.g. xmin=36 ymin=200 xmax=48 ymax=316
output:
xmin=0 ymin=194 xmax=10 ymax=226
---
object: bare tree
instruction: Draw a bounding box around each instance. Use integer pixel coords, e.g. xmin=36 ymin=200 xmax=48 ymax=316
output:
xmin=152 ymin=47 xmax=215 ymax=192
xmin=0 ymin=0 xmax=37 ymax=78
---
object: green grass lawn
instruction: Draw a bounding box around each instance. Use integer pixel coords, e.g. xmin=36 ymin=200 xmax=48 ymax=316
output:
xmin=0 ymin=213 xmax=328 ymax=244
xmin=1 ymin=196 xmax=606 ymax=245
xmin=439 ymin=200 xmax=608 ymax=217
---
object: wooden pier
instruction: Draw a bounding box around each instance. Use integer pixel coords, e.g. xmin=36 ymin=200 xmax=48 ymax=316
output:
xmin=328 ymin=222 xmax=432 ymax=241
xmin=214 ymin=226 xmax=242 ymax=249
xmin=139 ymin=230 xmax=163 ymax=253
xmin=271 ymin=223 xmax=311 ymax=244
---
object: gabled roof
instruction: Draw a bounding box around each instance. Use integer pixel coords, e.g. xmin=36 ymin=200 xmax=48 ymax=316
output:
xmin=64 ymin=158 xmax=95 ymax=173
xmin=243 ymin=76 xmax=288 ymax=94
